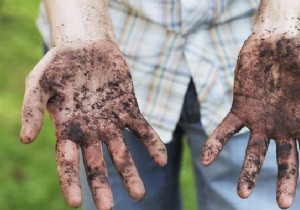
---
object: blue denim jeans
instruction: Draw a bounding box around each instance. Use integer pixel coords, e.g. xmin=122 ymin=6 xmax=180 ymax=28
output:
xmin=78 ymin=78 xmax=300 ymax=210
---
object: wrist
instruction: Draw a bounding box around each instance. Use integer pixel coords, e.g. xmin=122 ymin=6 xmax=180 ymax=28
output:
xmin=252 ymin=0 xmax=300 ymax=39
xmin=45 ymin=0 xmax=115 ymax=46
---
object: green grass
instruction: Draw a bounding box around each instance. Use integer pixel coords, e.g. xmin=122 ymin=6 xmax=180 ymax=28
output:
xmin=0 ymin=0 xmax=196 ymax=209
xmin=180 ymin=140 xmax=197 ymax=210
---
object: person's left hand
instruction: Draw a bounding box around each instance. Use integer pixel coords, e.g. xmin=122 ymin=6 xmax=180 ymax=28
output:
xmin=201 ymin=35 xmax=300 ymax=209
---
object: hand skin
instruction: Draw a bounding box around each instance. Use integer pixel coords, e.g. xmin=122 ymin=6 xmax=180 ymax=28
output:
xmin=202 ymin=0 xmax=300 ymax=209
xmin=20 ymin=1 xmax=167 ymax=210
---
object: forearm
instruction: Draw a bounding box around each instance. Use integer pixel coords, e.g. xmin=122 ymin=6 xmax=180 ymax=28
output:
xmin=44 ymin=0 xmax=115 ymax=46
xmin=253 ymin=0 xmax=300 ymax=38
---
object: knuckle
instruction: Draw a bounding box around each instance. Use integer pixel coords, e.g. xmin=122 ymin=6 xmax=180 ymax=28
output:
xmin=25 ymin=72 xmax=41 ymax=89
xmin=25 ymin=73 xmax=34 ymax=85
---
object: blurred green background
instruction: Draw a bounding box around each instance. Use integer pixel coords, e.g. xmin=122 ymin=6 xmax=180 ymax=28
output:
xmin=0 ymin=0 xmax=196 ymax=209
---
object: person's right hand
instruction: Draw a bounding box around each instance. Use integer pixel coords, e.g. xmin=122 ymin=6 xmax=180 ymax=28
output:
xmin=20 ymin=40 xmax=167 ymax=210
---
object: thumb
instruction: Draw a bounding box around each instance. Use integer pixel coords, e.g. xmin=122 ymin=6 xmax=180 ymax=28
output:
xmin=20 ymin=51 xmax=55 ymax=143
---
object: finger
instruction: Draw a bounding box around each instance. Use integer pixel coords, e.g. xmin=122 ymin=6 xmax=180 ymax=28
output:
xmin=237 ymin=133 xmax=269 ymax=198
xmin=20 ymin=87 xmax=49 ymax=143
xmin=82 ymin=140 xmax=113 ymax=210
xmin=276 ymin=139 xmax=298 ymax=209
xmin=126 ymin=114 xmax=167 ymax=167
xmin=105 ymin=130 xmax=145 ymax=201
xmin=20 ymin=52 xmax=55 ymax=143
xmin=56 ymin=139 xmax=82 ymax=208
xmin=201 ymin=112 xmax=244 ymax=166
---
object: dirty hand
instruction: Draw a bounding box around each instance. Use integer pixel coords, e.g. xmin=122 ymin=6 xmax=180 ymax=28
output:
xmin=20 ymin=40 xmax=167 ymax=210
xmin=202 ymin=36 xmax=300 ymax=209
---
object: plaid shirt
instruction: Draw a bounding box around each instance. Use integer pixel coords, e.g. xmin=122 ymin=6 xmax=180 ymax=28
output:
xmin=37 ymin=0 xmax=259 ymax=143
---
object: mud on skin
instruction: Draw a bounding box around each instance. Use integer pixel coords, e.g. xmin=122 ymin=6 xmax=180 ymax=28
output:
xmin=238 ymin=37 xmax=300 ymax=200
xmin=233 ymin=38 xmax=300 ymax=136
xmin=202 ymin=36 xmax=300 ymax=207
xmin=22 ymin=40 xmax=167 ymax=207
